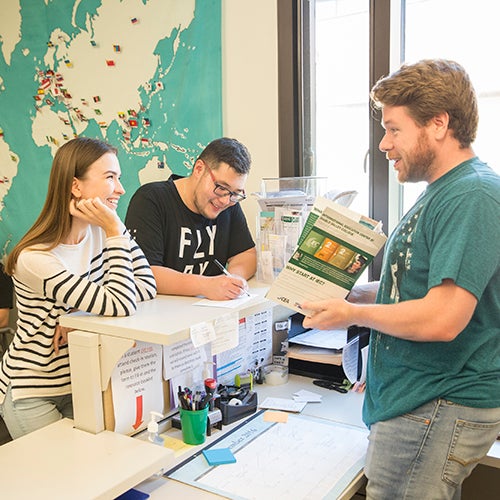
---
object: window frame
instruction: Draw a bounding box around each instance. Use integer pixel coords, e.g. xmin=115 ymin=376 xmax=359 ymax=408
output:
xmin=278 ymin=0 xmax=394 ymax=279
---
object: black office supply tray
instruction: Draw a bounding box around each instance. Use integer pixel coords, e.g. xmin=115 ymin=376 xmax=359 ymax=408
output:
xmin=219 ymin=391 xmax=258 ymax=425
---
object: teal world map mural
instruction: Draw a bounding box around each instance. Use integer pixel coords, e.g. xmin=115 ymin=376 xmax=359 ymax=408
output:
xmin=0 ymin=0 xmax=222 ymax=257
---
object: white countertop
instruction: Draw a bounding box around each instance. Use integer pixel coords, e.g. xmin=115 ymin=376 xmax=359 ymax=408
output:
xmin=0 ymin=418 xmax=174 ymax=500
xmin=60 ymin=285 xmax=271 ymax=346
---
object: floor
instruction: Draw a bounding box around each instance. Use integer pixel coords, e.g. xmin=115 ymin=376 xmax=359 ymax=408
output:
xmin=350 ymin=465 xmax=500 ymax=500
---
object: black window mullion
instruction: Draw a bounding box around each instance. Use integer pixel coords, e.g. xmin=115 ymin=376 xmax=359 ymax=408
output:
xmin=369 ymin=0 xmax=391 ymax=280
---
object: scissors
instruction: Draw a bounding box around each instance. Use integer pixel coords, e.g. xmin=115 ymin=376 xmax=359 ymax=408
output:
xmin=313 ymin=379 xmax=348 ymax=394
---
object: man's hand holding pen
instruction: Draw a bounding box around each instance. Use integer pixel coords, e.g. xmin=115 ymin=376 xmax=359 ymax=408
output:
xmin=213 ymin=259 xmax=251 ymax=299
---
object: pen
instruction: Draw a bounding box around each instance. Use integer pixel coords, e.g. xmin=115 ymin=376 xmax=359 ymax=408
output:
xmin=213 ymin=259 xmax=250 ymax=297
xmin=199 ymin=393 xmax=212 ymax=409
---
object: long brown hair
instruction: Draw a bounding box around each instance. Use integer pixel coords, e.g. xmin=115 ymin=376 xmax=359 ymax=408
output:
xmin=5 ymin=137 xmax=117 ymax=275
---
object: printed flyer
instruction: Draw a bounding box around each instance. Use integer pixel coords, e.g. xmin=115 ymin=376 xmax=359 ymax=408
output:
xmin=266 ymin=198 xmax=387 ymax=314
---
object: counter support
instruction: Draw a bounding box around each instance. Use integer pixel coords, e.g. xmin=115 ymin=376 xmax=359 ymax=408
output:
xmin=68 ymin=330 xmax=105 ymax=433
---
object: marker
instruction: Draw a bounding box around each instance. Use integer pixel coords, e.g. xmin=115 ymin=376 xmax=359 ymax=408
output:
xmin=213 ymin=259 xmax=251 ymax=297
xmin=204 ymin=377 xmax=217 ymax=411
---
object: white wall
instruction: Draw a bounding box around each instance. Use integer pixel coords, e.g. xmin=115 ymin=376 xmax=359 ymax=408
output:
xmin=222 ymin=0 xmax=280 ymax=237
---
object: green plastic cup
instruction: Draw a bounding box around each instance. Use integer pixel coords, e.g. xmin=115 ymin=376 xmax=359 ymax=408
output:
xmin=179 ymin=407 xmax=208 ymax=445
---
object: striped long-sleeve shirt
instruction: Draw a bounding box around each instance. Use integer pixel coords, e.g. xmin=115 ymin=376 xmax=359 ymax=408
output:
xmin=0 ymin=225 xmax=156 ymax=403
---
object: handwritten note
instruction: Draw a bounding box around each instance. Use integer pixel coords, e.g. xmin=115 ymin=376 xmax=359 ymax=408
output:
xmin=190 ymin=321 xmax=216 ymax=348
xmin=211 ymin=313 xmax=239 ymax=355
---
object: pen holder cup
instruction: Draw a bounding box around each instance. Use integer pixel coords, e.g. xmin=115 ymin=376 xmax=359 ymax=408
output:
xmin=179 ymin=407 xmax=209 ymax=445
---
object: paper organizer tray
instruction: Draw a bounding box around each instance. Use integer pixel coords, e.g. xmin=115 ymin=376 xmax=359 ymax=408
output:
xmin=219 ymin=391 xmax=258 ymax=425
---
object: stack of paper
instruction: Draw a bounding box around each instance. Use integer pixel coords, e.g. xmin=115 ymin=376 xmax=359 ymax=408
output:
xmin=292 ymin=389 xmax=322 ymax=403
xmin=259 ymin=397 xmax=307 ymax=413
xmin=287 ymin=327 xmax=346 ymax=365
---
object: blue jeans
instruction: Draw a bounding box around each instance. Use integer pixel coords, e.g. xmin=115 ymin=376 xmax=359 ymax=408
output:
xmin=0 ymin=384 xmax=73 ymax=439
xmin=365 ymin=399 xmax=500 ymax=500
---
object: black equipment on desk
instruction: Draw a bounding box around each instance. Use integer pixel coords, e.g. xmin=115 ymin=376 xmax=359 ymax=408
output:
xmin=217 ymin=384 xmax=258 ymax=425
xmin=287 ymin=312 xmax=370 ymax=383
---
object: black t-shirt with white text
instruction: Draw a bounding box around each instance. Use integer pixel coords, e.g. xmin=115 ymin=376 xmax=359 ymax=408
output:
xmin=125 ymin=175 xmax=255 ymax=275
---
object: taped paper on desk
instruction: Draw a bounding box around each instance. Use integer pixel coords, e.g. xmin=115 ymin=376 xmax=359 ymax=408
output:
xmin=167 ymin=412 xmax=368 ymax=500
xmin=215 ymin=308 xmax=273 ymax=385
xmin=266 ymin=198 xmax=387 ymax=314
xmin=111 ymin=341 xmax=164 ymax=434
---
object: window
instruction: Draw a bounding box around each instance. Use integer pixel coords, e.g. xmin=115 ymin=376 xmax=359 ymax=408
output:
xmin=314 ymin=0 xmax=369 ymax=218
xmin=402 ymin=0 xmax=500 ymax=211
xmin=280 ymin=0 xmax=500 ymax=274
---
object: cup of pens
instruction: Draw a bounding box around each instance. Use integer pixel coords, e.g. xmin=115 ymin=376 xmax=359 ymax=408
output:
xmin=179 ymin=407 xmax=208 ymax=445
xmin=178 ymin=387 xmax=211 ymax=445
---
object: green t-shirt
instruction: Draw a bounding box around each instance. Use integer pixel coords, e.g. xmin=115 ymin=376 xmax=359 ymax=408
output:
xmin=363 ymin=158 xmax=500 ymax=427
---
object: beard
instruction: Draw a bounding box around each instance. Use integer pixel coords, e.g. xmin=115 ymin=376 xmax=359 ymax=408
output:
xmin=401 ymin=129 xmax=436 ymax=183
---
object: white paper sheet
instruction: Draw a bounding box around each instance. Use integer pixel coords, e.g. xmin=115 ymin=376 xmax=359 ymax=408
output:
xmin=111 ymin=341 xmax=164 ymax=434
xmin=210 ymin=312 xmax=239 ymax=355
xmin=290 ymin=327 xmax=347 ymax=350
xmin=215 ymin=308 xmax=273 ymax=385
xmin=189 ymin=321 xmax=216 ymax=348
xmin=259 ymin=396 xmax=307 ymax=413
xmin=193 ymin=293 xmax=257 ymax=308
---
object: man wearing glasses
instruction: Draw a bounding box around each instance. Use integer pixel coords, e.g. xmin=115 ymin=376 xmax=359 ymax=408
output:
xmin=125 ymin=137 xmax=256 ymax=300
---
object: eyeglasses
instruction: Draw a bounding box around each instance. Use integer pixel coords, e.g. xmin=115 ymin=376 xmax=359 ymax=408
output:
xmin=206 ymin=166 xmax=246 ymax=203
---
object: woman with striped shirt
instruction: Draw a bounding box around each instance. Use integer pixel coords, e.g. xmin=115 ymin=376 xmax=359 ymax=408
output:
xmin=0 ymin=137 xmax=156 ymax=439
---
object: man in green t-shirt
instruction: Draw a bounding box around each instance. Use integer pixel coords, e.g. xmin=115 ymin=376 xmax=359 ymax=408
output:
xmin=302 ymin=59 xmax=500 ymax=499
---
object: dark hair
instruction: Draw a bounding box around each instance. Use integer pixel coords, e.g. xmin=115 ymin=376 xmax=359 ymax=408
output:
xmin=198 ymin=137 xmax=251 ymax=174
xmin=6 ymin=137 xmax=117 ymax=275
xmin=370 ymin=59 xmax=478 ymax=148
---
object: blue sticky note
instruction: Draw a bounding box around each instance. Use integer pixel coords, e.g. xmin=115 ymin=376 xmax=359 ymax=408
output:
xmin=202 ymin=448 xmax=236 ymax=465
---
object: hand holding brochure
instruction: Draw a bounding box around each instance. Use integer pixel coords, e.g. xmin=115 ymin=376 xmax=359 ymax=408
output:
xmin=266 ymin=197 xmax=387 ymax=314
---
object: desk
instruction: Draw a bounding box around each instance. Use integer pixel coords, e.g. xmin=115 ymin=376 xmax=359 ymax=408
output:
xmin=483 ymin=440 xmax=500 ymax=469
xmin=0 ymin=418 xmax=174 ymax=500
xmin=136 ymin=374 xmax=366 ymax=500
xmin=60 ymin=283 xmax=275 ymax=434
xmin=135 ymin=374 xmax=500 ymax=500
xmin=58 ymin=286 xmax=499 ymax=499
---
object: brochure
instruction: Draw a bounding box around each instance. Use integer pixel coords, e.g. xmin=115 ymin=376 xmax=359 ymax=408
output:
xmin=266 ymin=197 xmax=387 ymax=315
